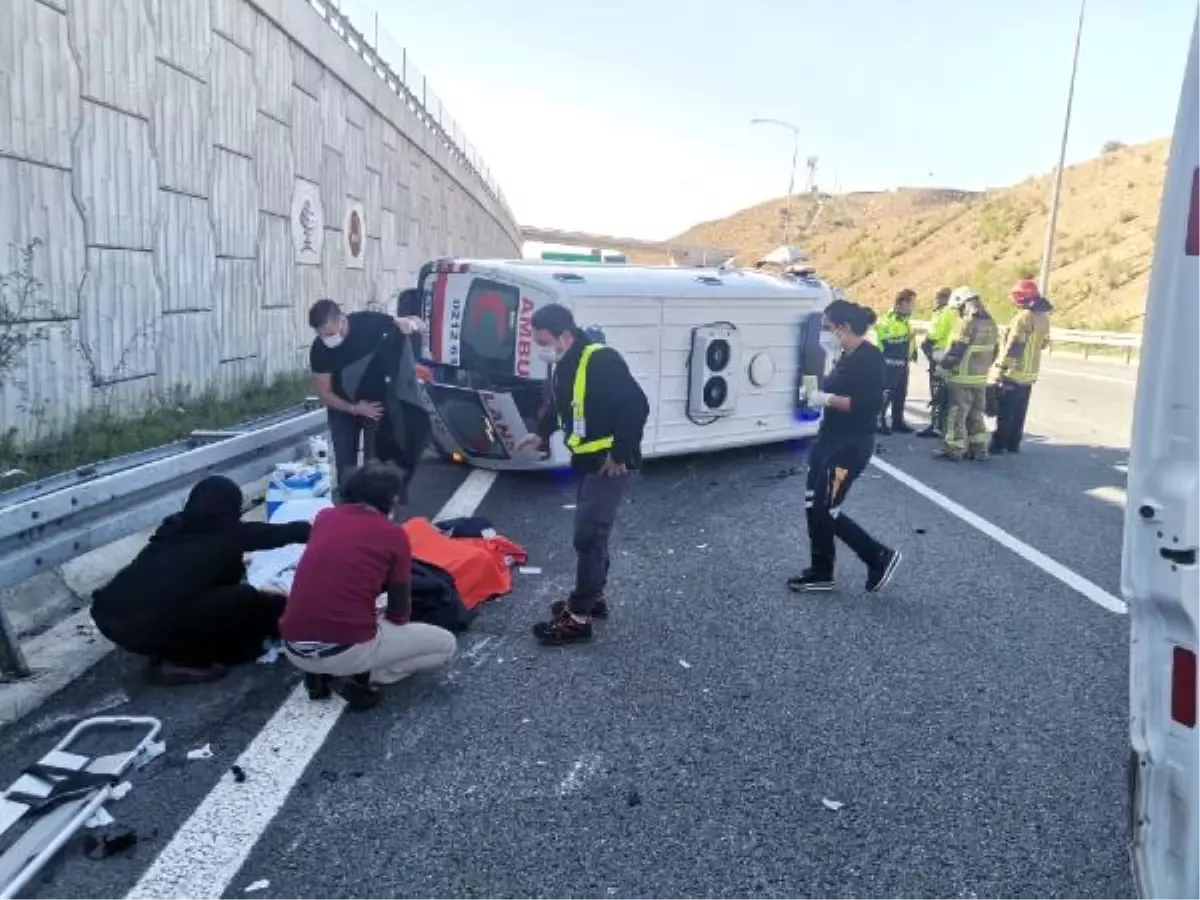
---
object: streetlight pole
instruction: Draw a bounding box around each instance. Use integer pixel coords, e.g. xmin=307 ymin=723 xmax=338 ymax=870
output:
xmin=751 ymin=118 xmax=800 ymax=248
xmin=1039 ymin=0 xmax=1086 ymax=296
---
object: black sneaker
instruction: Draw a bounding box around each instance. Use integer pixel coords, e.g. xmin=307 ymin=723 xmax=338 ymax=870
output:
xmin=532 ymin=611 xmax=593 ymax=645
xmin=866 ymin=550 xmax=902 ymax=594
xmin=304 ymin=673 xmax=333 ymax=701
xmin=550 ymin=597 xmax=609 ymax=619
xmin=787 ymin=570 xmax=835 ymax=593
xmin=334 ymin=673 xmax=381 ymax=711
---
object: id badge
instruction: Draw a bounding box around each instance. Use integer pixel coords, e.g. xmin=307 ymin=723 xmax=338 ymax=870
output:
xmin=573 ymin=417 xmax=587 ymax=439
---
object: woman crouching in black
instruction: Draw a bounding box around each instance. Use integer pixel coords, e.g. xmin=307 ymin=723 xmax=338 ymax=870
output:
xmin=91 ymin=475 xmax=311 ymax=683
xmin=789 ymin=299 xmax=902 ymax=594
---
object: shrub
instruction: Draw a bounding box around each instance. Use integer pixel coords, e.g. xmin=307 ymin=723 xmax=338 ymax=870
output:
xmin=1102 ymin=140 xmax=1127 ymax=154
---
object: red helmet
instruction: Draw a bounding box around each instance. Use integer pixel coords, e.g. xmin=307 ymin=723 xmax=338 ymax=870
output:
xmin=1010 ymin=278 xmax=1041 ymax=306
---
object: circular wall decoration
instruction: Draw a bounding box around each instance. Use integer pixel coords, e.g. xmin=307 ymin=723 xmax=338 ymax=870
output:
xmin=343 ymin=200 xmax=366 ymax=269
xmin=748 ymin=352 xmax=775 ymax=387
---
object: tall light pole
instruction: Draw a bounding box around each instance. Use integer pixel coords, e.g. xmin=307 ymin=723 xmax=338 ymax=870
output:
xmin=751 ymin=117 xmax=800 ymax=248
xmin=1039 ymin=0 xmax=1087 ymax=296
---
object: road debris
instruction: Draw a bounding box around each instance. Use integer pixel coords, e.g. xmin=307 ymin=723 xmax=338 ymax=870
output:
xmin=230 ymin=765 xmax=247 ymax=784
xmin=821 ymin=797 xmax=845 ymax=811
xmin=110 ymin=781 xmax=133 ymax=801
xmin=84 ymin=808 xmax=115 ymax=829
xmin=244 ymin=878 xmax=271 ymax=893
xmin=518 ymin=566 xmax=543 ymax=575
xmin=678 ymin=659 xmax=693 ymax=669
xmin=186 ymin=743 xmax=214 ymax=761
xmin=135 ymin=740 xmax=167 ymax=768
xmin=82 ymin=826 xmax=138 ymax=860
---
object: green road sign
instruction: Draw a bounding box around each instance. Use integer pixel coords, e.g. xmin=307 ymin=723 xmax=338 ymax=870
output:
xmin=541 ymin=251 xmax=602 ymax=262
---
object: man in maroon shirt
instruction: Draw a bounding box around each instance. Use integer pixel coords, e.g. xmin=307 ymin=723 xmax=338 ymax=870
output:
xmin=281 ymin=463 xmax=456 ymax=709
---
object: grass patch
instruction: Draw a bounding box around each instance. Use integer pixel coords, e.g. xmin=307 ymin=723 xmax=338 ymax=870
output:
xmin=0 ymin=374 xmax=313 ymax=489
xmin=975 ymin=197 xmax=1030 ymax=244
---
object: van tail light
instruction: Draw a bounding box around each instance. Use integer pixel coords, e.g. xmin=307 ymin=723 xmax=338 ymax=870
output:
xmin=1171 ymin=646 xmax=1197 ymax=728
xmin=1186 ymin=167 xmax=1198 ymax=256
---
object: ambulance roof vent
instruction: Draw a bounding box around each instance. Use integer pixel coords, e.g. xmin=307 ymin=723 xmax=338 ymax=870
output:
xmin=552 ymin=272 xmax=586 ymax=283
xmin=693 ymin=275 xmax=724 ymax=286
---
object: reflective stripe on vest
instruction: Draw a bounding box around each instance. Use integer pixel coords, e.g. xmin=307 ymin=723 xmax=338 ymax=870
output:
xmin=563 ymin=344 xmax=615 ymax=455
xmin=948 ymin=318 xmax=998 ymax=386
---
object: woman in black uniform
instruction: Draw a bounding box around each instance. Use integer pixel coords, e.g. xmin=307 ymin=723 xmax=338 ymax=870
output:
xmin=789 ymin=299 xmax=903 ymax=594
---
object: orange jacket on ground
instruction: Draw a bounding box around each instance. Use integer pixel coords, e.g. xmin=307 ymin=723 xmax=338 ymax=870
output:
xmin=401 ymin=517 xmax=527 ymax=609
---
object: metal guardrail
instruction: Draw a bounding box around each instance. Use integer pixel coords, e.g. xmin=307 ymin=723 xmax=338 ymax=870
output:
xmin=0 ymin=410 xmax=328 ymax=678
xmin=911 ymin=320 xmax=1142 ymax=362
xmin=311 ymin=0 xmax=514 ymax=223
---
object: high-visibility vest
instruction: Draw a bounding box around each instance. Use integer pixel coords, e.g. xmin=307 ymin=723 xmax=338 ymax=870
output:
xmin=946 ymin=316 xmax=999 ymax=386
xmin=875 ymin=311 xmax=914 ymax=366
xmin=562 ymin=344 xmax=615 ymax=455
xmin=929 ymin=306 xmax=958 ymax=352
xmin=997 ymin=308 xmax=1051 ymax=384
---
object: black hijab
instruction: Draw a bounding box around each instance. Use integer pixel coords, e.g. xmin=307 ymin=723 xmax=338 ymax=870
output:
xmin=152 ymin=475 xmax=244 ymax=541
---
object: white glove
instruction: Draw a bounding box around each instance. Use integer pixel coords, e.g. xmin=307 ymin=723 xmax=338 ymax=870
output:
xmin=395 ymin=315 xmax=426 ymax=335
xmin=807 ymin=390 xmax=832 ymax=409
xmin=931 ymin=349 xmax=945 ymax=364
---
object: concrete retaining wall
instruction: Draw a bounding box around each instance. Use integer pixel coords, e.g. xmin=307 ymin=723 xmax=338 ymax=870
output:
xmin=0 ymin=0 xmax=520 ymax=441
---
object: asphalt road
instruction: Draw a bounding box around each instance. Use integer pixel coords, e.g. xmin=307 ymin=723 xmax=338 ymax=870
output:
xmin=0 ymin=359 xmax=1136 ymax=899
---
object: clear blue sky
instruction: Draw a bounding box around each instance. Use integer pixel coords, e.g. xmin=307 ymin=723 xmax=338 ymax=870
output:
xmin=354 ymin=0 xmax=1196 ymax=240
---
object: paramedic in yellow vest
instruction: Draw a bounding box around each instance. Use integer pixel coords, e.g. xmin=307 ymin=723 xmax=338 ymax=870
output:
xmin=918 ymin=287 xmax=956 ymax=439
xmin=989 ymin=278 xmax=1054 ymax=455
xmin=873 ymin=289 xmax=918 ymax=435
xmin=517 ymin=303 xmax=650 ymax=646
xmin=935 ymin=287 xmax=999 ymax=461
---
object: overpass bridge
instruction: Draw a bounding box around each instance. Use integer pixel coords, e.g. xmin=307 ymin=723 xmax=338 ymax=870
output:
xmin=519 ymin=226 xmax=735 ymax=266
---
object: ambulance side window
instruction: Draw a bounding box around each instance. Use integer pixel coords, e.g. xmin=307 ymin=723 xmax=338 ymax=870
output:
xmin=461 ymin=278 xmax=519 ymax=376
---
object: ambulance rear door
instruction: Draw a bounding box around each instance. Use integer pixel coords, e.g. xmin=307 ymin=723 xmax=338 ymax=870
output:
xmin=1122 ymin=17 xmax=1199 ymax=899
xmin=420 ymin=260 xmax=555 ymax=380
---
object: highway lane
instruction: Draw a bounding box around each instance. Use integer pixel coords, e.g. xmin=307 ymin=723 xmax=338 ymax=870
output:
xmin=898 ymin=359 xmax=1133 ymax=592
xmin=0 ymin=359 xmax=1138 ymax=898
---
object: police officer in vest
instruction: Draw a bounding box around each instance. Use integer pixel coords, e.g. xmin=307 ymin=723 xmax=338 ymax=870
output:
xmin=874 ymin=289 xmax=918 ymax=435
xmin=516 ymin=304 xmax=650 ymax=646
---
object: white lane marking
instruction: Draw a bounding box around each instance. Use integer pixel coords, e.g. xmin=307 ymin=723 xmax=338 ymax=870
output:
xmin=556 ymin=753 xmax=602 ymax=797
xmin=1041 ymin=366 xmax=1136 ymax=386
xmin=1086 ymin=485 xmax=1127 ymax=509
xmin=870 ymin=457 xmax=1127 ymax=615
xmin=127 ymin=466 xmax=499 ymax=900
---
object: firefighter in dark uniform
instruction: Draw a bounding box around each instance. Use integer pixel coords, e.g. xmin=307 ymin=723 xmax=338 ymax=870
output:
xmin=873 ymin=289 xmax=917 ymax=434
xmin=516 ymin=303 xmax=650 ymax=646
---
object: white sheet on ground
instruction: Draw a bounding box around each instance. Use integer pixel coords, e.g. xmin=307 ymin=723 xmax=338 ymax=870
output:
xmin=245 ymin=498 xmax=386 ymax=609
xmin=244 ymin=498 xmax=333 ymax=595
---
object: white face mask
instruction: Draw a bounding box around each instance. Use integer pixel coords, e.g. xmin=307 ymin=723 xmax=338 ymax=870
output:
xmin=535 ymin=343 xmax=562 ymax=364
xmin=321 ymin=333 xmax=344 ymax=349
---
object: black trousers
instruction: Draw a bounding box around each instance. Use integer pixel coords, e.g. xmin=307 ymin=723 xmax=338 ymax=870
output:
xmin=991 ymin=381 xmax=1033 ymax=452
xmin=928 ymin=370 xmax=949 ymax=434
xmin=327 ymin=408 xmax=378 ymax=484
xmin=805 ymin=436 xmax=887 ymax=577
xmin=98 ymin=585 xmax=285 ymax=668
xmin=568 ymin=471 xmax=631 ymax=613
xmin=880 ymin=364 xmax=909 ymax=429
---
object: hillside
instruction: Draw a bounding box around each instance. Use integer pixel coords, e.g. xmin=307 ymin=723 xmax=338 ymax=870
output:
xmin=673 ymin=139 xmax=1170 ymax=329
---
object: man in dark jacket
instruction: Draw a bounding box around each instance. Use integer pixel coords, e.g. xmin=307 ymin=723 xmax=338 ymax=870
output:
xmin=308 ymin=298 xmax=430 ymax=491
xmin=516 ymin=303 xmax=650 ymax=645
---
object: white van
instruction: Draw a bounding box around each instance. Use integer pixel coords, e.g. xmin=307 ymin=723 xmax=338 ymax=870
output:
xmin=413 ymin=260 xmax=837 ymax=470
xmin=1122 ymin=15 xmax=1198 ymax=899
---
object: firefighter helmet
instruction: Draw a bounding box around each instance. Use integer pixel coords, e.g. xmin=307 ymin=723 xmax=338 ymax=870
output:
xmin=1010 ymin=278 xmax=1041 ymax=306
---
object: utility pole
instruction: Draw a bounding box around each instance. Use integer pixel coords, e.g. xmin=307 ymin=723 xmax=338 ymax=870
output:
xmin=1039 ymin=0 xmax=1087 ymax=296
xmin=751 ymin=118 xmax=801 ymax=249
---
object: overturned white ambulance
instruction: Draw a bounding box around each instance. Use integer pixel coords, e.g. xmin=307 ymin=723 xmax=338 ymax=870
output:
xmin=412 ymin=259 xmax=838 ymax=470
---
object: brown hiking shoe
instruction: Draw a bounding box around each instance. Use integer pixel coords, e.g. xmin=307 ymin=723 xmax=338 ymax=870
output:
xmin=550 ymin=597 xmax=609 ymax=619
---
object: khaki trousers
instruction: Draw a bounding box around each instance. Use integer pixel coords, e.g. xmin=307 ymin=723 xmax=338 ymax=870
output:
xmin=285 ymin=620 xmax=456 ymax=685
